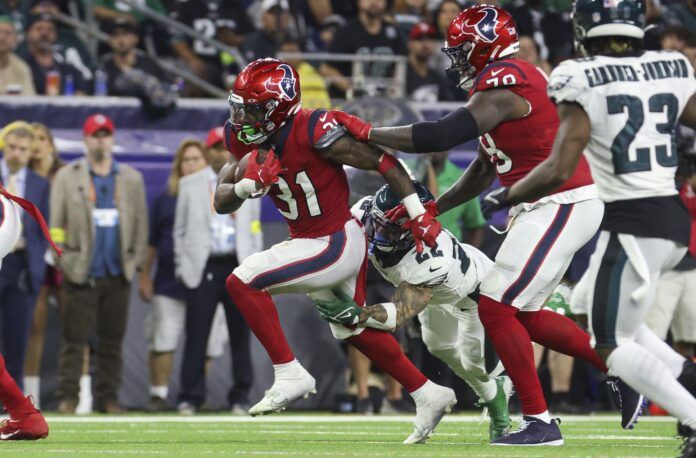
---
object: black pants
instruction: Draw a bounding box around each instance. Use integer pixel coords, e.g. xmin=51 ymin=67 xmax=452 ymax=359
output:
xmin=0 ymin=252 xmax=38 ymax=391
xmin=179 ymin=255 xmax=252 ymax=406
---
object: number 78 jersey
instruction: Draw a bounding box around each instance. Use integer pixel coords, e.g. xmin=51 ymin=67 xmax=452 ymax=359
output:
xmin=224 ymin=108 xmax=352 ymax=238
xmin=548 ymin=50 xmax=696 ymax=202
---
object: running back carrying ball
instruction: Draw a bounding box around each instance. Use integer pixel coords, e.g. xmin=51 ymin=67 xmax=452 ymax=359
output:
xmin=223 ymin=148 xmax=277 ymax=198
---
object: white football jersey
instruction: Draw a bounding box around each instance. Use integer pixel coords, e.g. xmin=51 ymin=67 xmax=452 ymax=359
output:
xmin=351 ymin=198 xmax=492 ymax=311
xmin=548 ymin=50 xmax=696 ymax=203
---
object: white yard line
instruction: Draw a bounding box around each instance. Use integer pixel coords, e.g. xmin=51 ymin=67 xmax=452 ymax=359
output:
xmin=30 ymin=414 xmax=676 ymax=424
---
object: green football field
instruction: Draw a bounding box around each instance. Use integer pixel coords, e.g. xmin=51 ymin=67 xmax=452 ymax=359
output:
xmin=0 ymin=413 xmax=685 ymax=457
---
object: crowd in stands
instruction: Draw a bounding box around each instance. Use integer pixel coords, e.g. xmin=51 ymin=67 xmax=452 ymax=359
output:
xmin=0 ymin=0 xmax=692 ymax=101
xmin=0 ymin=0 xmax=694 ymax=416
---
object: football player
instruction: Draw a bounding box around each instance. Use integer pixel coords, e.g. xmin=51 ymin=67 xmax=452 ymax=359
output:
xmin=314 ymin=181 xmax=513 ymax=441
xmin=495 ymin=0 xmax=696 ymax=454
xmin=215 ymin=59 xmax=453 ymax=444
xmin=0 ymin=123 xmax=59 ymax=440
xmin=333 ymin=4 xmax=641 ymax=445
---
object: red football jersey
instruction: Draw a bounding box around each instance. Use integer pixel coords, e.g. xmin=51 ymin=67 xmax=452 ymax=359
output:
xmin=471 ymin=58 xmax=592 ymax=193
xmin=223 ymin=108 xmax=352 ymax=239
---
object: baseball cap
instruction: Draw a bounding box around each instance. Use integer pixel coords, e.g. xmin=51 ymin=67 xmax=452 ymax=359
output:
xmin=83 ymin=114 xmax=115 ymax=137
xmin=409 ymin=22 xmax=437 ymax=40
xmin=26 ymin=13 xmax=55 ymax=30
xmin=206 ymin=126 xmax=225 ymax=148
xmin=261 ymin=0 xmax=289 ymax=13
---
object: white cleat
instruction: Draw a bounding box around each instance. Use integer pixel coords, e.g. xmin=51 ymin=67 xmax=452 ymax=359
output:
xmin=403 ymin=381 xmax=457 ymax=445
xmin=248 ymin=361 xmax=317 ymax=417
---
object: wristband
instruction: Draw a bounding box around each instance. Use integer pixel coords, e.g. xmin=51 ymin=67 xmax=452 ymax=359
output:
xmin=402 ymin=193 xmax=426 ymax=218
xmin=377 ymin=153 xmax=399 ymax=176
xmin=234 ymin=178 xmax=257 ymax=199
xmin=365 ymin=302 xmax=397 ymax=331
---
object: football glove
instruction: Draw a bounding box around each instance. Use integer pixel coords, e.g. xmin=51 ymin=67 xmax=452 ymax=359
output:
xmin=385 ymin=201 xmax=441 ymax=254
xmin=236 ymin=149 xmax=281 ymax=199
xmin=331 ymin=111 xmax=372 ymax=142
xmin=314 ymin=290 xmax=362 ymax=325
xmin=481 ymin=186 xmax=510 ymax=220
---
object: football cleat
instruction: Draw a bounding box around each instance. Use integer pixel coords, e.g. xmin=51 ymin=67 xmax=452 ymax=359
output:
xmin=248 ymin=362 xmax=316 ymax=416
xmin=0 ymin=398 xmax=48 ymax=441
xmin=680 ymin=426 xmax=696 ymax=458
xmin=403 ymin=381 xmax=457 ymax=445
xmin=491 ymin=416 xmax=563 ymax=446
xmin=477 ymin=376 xmax=513 ymax=441
xmin=607 ymin=377 xmax=645 ymax=430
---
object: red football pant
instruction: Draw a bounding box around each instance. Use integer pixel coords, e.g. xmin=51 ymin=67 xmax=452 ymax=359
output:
xmin=0 ymin=353 xmax=29 ymax=416
xmin=226 ymin=274 xmax=295 ymax=365
xmin=479 ymin=296 xmax=608 ymax=415
xmin=347 ymin=328 xmax=427 ymax=393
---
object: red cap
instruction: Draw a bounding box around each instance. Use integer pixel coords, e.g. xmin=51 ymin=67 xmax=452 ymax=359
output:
xmin=83 ymin=114 xmax=115 ymax=137
xmin=409 ymin=22 xmax=437 ymax=40
xmin=206 ymin=126 xmax=225 ymax=147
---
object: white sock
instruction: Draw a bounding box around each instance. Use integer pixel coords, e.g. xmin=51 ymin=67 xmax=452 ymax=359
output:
xmin=635 ymin=324 xmax=685 ymax=377
xmin=150 ymin=385 xmax=168 ymax=399
xmin=477 ymin=379 xmax=499 ymax=403
xmin=76 ymin=375 xmax=93 ymax=415
xmin=607 ymin=342 xmax=696 ymax=428
xmin=409 ymin=380 xmax=435 ymax=403
xmin=23 ymin=376 xmax=40 ymax=409
xmin=529 ymin=411 xmax=551 ymax=424
xmin=273 ymin=359 xmax=300 ymax=375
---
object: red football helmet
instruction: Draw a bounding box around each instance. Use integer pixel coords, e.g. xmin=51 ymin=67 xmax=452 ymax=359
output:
xmin=229 ymin=58 xmax=302 ymax=144
xmin=442 ymin=5 xmax=519 ymax=90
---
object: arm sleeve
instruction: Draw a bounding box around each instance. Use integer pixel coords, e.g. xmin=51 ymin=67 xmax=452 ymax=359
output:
xmin=411 ymin=107 xmax=480 ymax=152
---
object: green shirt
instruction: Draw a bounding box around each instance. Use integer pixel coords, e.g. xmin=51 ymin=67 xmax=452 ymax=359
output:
xmin=91 ymin=0 xmax=167 ymax=22
xmin=436 ymin=160 xmax=485 ymax=237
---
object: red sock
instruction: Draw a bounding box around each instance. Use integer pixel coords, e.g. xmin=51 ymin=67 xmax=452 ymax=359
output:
xmin=226 ymin=274 xmax=294 ymax=364
xmin=0 ymin=354 xmax=28 ymax=416
xmin=478 ymin=295 xmax=547 ymax=415
xmin=347 ymin=328 xmax=427 ymax=393
xmin=517 ymin=309 xmax=608 ymax=372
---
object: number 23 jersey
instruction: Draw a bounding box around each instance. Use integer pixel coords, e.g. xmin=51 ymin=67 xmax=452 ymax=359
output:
xmin=548 ymin=50 xmax=696 ymax=203
xmin=224 ymin=109 xmax=352 ymax=239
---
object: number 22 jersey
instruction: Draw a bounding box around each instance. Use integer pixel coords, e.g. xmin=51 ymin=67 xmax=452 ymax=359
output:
xmin=223 ymin=109 xmax=352 ymax=239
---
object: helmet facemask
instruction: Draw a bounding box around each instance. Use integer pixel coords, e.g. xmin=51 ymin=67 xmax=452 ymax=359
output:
xmin=364 ymin=208 xmax=413 ymax=254
xmin=229 ymin=93 xmax=279 ymax=145
xmin=442 ymin=41 xmax=477 ymax=90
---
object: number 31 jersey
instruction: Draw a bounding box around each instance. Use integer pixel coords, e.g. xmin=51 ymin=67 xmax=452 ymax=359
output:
xmin=548 ymin=50 xmax=696 ymax=203
xmin=224 ymin=109 xmax=352 ymax=239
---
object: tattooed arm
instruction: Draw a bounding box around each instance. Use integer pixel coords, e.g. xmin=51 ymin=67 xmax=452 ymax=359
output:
xmin=358 ymin=282 xmax=433 ymax=330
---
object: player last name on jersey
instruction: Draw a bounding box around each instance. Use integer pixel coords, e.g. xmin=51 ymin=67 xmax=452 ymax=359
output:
xmin=584 ymin=57 xmax=691 ymax=87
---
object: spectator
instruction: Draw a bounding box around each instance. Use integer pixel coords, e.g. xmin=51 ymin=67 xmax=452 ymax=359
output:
xmin=0 ymin=122 xmax=50 ymax=391
xmin=508 ymin=0 xmax=574 ymax=66
xmin=174 ymin=127 xmax=262 ymax=415
xmin=316 ymin=14 xmax=345 ymax=50
xmin=322 ymin=0 xmax=407 ymax=98
xmin=100 ymin=18 xmax=168 ymax=97
xmin=660 ymin=26 xmax=689 ymax=52
xmin=18 ymin=13 xmax=89 ymax=95
xmin=241 ymin=0 xmax=291 ymax=63
xmin=0 ymin=16 xmax=35 ymax=95
xmin=392 ymin=0 xmax=428 ymax=37
xmin=23 ymin=122 xmax=63 ymax=408
xmin=279 ymin=39 xmax=331 ymax=109
xmin=169 ymin=0 xmax=253 ymax=95
xmin=662 ymin=0 xmax=696 ymax=37
xmin=431 ymin=0 xmax=462 ymax=73
xmin=429 ymin=151 xmax=484 ymax=247
xmin=139 ymin=139 xmax=228 ymax=412
xmin=516 ymin=35 xmax=552 ymax=76
xmin=51 ymin=114 xmax=148 ymax=413
xmin=406 ymin=22 xmax=455 ymax=102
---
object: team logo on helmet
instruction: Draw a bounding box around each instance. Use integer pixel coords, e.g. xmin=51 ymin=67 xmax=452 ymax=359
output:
xmin=264 ymin=64 xmax=297 ymax=101
xmin=462 ymin=7 xmax=499 ymax=43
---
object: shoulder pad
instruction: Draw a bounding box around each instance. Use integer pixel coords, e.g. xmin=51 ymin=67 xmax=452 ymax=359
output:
xmin=351 ymin=196 xmax=372 ymax=222
xmin=547 ymin=60 xmax=589 ymax=107
xmin=310 ymin=110 xmax=347 ymax=150
xmin=405 ymin=255 xmax=451 ymax=288
xmin=472 ymin=60 xmax=530 ymax=93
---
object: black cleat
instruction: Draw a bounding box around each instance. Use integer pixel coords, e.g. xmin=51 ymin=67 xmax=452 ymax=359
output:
xmin=680 ymin=426 xmax=696 ymax=458
xmin=677 ymin=360 xmax=696 ymax=437
xmin=607 ymin=377 xmax=645 ymax=430
xmin=490 ymin=416 xmax=563 ymax=446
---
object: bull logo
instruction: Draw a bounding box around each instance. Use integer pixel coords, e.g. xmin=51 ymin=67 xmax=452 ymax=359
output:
xmin=462 ymin=7 xmax=499 ymax=43
xmin=264 ymin=64 xmax=297 ymax=101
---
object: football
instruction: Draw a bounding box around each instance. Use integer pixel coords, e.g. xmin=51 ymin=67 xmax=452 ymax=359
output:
xmin=232 ymin=148 xmax=271 ymax=182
